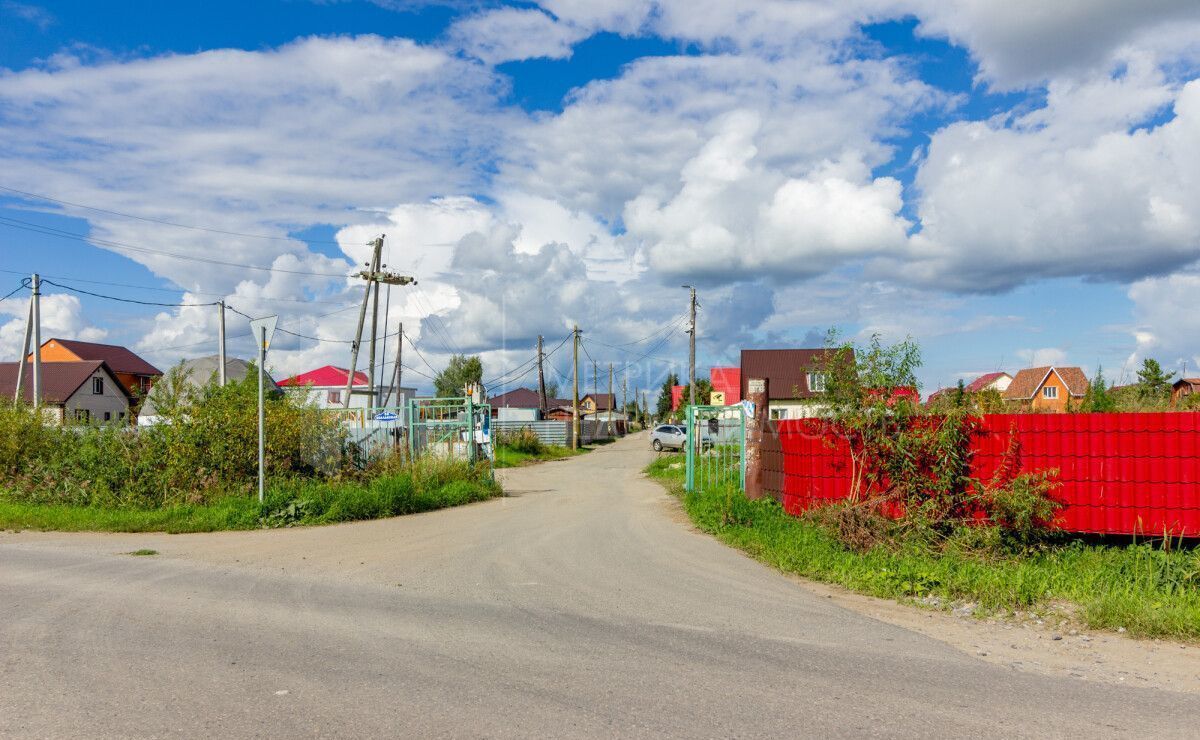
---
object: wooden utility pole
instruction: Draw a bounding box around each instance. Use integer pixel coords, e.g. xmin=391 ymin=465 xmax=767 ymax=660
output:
xmin=537 ymin=334 xmax=547 ymax=415
xmin=367 ymin=242 xmax=384 ymax=408
xmin=572 ymin=325 xmax=580 ymax=450
xmin=607 ymin=363 xmax=614 ymax=437
xmin=621 ymin=370 xmax=627 ymax=437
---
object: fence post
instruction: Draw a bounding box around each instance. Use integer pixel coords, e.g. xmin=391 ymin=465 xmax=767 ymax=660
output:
xmin=685 ymin=405 xmax=695 ymax=492
xmin=740 ymin=406 xmax=747 ymax=491
xmin=744 ymin=377 xmax=769 ymax=500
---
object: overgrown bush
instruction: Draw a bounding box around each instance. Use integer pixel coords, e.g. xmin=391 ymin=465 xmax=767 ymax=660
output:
xmin=0 ymin=363 xmax=347 ymax=507
xmin=495 ymin=427 xmax=545 ymax=455
xmin=813 ymin=333 xmax=1063 ymax=555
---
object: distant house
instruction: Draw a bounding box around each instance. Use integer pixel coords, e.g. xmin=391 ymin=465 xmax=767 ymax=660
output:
xmin=138 ymin=355 xmax=276 ymax=426
xmin=30 ymin=338 xmax=161 ymax=397
xmin=740 ymin=348 xmax=851 ymax=420
xmin=926 ymin=387 xmax=955 ymax=406
xmin=964 ymin=371 xmax=1013 ymax=394
xmin=670 ymin=385 xmax=684 ymax=412
xmin=277 ymin=365 xmax=414 ymax=410
xmin=1172 ymin=378 xmax=1200 ymax=406
xmin=1002 ymin=366 xmax=1089 ymax=412
xmin=487 ymin=387 xmax=564 ymax=421
xmin=0 ymin=360 xmax=133 ymax=424
xmin=580 ymin=393 xmax=615 ymax=417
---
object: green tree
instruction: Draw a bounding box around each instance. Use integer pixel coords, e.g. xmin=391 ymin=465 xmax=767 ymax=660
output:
xmin=544 ymin=381 xmax=560 ymax=399
xmin=655 ymin=372 xmax=680 ymax=421
xmin=434 ymin=354 xmax=484 ymax=398
xmin=1080 ymin=365 xmax=1116 ymax=412
xmin=1135 ymin=357 xmax=1175 ymax=401
xmin=675 ymin=379 xmax=714 ymax=410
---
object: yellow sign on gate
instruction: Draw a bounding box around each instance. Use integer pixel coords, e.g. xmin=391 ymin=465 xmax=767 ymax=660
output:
xmin=709 ymin=391 xmax=726 ymax=406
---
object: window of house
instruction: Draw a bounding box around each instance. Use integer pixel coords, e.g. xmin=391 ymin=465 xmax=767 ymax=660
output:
xmin=770 ymin=408 xmax=784 ymax=420
xmin=807 ymin=372 xmax=828 ymax=393
xmin=327 ymin=390 xmax=341 ymax=404
xmin=1043 ymin=386 xmax=1058 ymax=399
xmin=103 ymin=411 xmax=111 ymax=421
xmin=92 ymin=376 xmax=104 ymax=395
xmin=75 ymin=409 xmax=90 ymax=422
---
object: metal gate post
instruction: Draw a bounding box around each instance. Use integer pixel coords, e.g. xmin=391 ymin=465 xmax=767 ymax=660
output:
xmin=685 ymin=405 xmax=695 ymax=492
xmin=739 ymin=406 xmax=747 ymax=491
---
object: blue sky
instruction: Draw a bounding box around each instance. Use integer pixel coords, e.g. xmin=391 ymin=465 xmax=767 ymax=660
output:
xmin=2 ymin=0 xmax=1199 ymax=396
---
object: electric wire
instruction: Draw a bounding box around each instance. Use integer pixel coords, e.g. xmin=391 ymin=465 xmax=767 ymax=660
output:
xmin=1 ymin=280 xmax=28 ymax=302
xmin=0 ymin=184 xmax=352 ymax=246
xmin=39 ymin=278 xmax=220 ymax=307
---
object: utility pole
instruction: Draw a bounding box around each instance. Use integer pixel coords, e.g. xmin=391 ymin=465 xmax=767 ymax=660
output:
xmin=622 ymin=372 xmax=627 ymax=436
xmin=607 ymin=363 xmax=614 ymax=437
xmin=684 ymin=284 xmax=697 ymax=409
xmin=367 ymin=242 xmax=384 ymax=409
xmin=572 ymin=325 xmax=580 ymax=450
xmin=31 ymin=273 xmax=41 ymax=407
xmin=13 ymin=292 xmax=32 ymax=403
xmin=536 ymin=334 xmax=547 ymax=416
xmin=386 ymin=321 xmax=403 ymax=408
xmin=593 ymin=361 xmax=598 ymax=402
xmin=217 ymin=300 xmax=227 ymax=386
xmin=343 ymin=236 xmax=414 ymax=409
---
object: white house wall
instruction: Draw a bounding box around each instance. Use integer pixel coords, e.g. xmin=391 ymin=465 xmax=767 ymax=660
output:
xmin=63 ymin=368 xmax=131 ymax=423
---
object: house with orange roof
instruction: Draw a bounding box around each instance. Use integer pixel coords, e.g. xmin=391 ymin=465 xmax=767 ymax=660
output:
xmin=1002 ymin=366 xmax=1089 ymax=412
xmin=30 ymin=338 xmax=161 ymax=397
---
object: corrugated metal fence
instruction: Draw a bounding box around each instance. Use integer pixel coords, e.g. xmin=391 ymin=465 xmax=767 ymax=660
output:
xmin=766 ymin=412 xmax=1200 ymax=537
xmin=492 ymin=420 xmax=570 ymax=447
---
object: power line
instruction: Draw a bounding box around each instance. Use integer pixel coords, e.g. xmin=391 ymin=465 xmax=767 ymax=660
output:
xmin=402 ymin=331 xmax=440 ymax=377
xmin=0 ymin=268 xmax=355 ymax=307
xmin=1 ymin=280 xmax=28 ymax=302
xmin=0 ymin=184 xmax=354 ymax=246
xmin=40 ymin=278 xmax=220 ymax=307
xmin=0 ymin=215 xmax=354 ymax=278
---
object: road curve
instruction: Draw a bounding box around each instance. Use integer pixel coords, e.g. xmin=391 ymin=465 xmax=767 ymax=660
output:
xmin=1 ymin=433 xmax=1197 ymax=738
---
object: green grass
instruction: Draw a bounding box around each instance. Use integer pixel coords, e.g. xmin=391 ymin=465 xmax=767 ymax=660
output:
xmin=493 ymin=444 xmax=586 ymax=468
xmin=128 ymin=549 xmax=158 ymax=556
xmin=646 ymin=455 xmax=1200 ymax=641
xmin=0 ymin=467 xmax=502 ymax=534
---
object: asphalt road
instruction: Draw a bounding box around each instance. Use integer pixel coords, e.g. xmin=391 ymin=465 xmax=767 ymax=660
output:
xmin=2 ymin=434 xmax=1197 ymax=738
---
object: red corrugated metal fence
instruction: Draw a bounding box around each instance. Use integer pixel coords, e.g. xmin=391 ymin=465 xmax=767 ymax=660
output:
xmin=767 ymin=412 xmax=1200 ymax=536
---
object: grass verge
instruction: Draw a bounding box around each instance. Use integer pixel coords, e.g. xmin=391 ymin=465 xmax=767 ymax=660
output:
xmin=493 ymin=444 xmax=585 ymax=468
xmin=0 ymin=462 xmax=502 ymax=534
xmin=646 ymin=455 xmax=1200 ymax=641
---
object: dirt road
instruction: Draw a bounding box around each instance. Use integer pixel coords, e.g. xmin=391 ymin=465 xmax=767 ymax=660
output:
xmin=2 ymin=434 xmax=1197 ymax=737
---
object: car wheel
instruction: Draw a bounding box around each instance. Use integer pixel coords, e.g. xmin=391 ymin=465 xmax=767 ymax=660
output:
xmin=652 ymin=439 xmax=663 ymax=452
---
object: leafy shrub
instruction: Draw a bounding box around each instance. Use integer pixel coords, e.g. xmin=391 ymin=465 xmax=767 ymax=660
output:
xmin=495 ymin=427 xmax=545 ymax=455
xmin=0 ymin=364 xmax=346 ymax=507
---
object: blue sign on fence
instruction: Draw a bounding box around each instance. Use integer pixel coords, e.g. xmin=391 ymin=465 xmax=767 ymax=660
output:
xmin=374 ymin=411 xmax=399 ymax=422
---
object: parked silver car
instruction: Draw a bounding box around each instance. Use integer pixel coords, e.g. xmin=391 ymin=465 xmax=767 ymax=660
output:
xmin=650 ymin=424 xmax=687 ymax=451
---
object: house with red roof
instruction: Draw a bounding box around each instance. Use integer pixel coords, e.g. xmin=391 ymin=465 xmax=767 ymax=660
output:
xmin=964 ymin=371 xmax=1012 ymax=394
xmin=278 ymin=365 xmax=414 ymax=410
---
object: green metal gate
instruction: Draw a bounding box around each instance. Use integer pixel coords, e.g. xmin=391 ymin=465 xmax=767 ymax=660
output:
xmin=684 ymin=404 xmax=746 ymax=493
xmin=407 ymin=397 xmax=492 ymax=466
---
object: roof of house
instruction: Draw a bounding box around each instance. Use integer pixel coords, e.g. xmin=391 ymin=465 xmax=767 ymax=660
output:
xmin=277 ymin=365 xmax=368 ymax=388
xmin=1003 ymin=366 xmax=1089 ymax=400
xmin=1173 ymin=378 xmax=1200 ymax=388
xmin=739 ymin=348 xmax=851 ymax=400
xmin=141 ymin=356 xmax=276 ymax=416
xmin=488 ymin=387 xmax=542 ymax=408
xmin=0 ymin=360 xmax=131 ymax=405
xmin=964 ymin=371 xmax=1011 ymax=393
xmin=39 ymin=338 xmax=161 ymax=377
xmin=925 ymin=387 xmax=955 ymax=404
